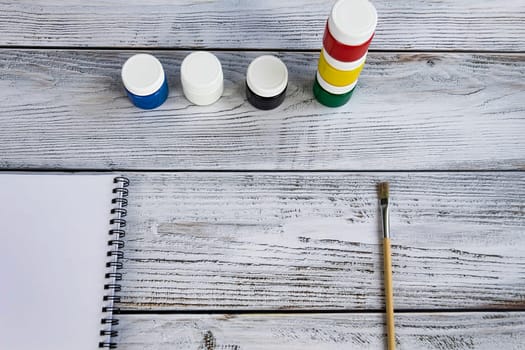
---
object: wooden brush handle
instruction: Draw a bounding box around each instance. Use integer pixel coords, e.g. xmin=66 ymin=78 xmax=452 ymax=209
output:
xmin=383 ymin=238 xmax=396 ymax=350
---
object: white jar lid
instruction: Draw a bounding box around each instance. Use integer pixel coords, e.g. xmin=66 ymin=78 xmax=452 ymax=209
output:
xmin=317 ymin=71 xmax=357 ymax=95
xmin=121 ymin=54 xmax=165 ymax=96
xmin=181 ymin=51 xmax=223 ymax=96
xmin=328 ymin=0 xmax=377 ymax=46
xmin=246 ymin=55 xmax=288 ymax=98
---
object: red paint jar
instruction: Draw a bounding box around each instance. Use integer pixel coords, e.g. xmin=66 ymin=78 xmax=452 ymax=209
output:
xmin=323 ymin=22 xmax=374 ymax=63
xmin=324 ymin=0 xmax=377 ymax=63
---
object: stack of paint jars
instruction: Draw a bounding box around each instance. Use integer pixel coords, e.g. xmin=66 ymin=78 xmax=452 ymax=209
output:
xmin=313 ymin=0 xmax=377 ymax=107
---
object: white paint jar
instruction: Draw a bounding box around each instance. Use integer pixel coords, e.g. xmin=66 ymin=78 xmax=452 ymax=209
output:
xmin=180 ymin=51 xmax=224 ymax=106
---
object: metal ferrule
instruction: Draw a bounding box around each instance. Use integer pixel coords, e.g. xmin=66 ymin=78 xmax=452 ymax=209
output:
xmin=380 ymin=199 xmax=390 ymax=239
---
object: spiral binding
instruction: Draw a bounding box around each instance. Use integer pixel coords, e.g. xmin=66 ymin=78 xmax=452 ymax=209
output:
xmin=99 ymin=176 xmax=129 ymax=349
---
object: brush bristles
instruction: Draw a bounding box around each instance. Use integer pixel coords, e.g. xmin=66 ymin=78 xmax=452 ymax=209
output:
xmin=378 ymin=182 xmax=390 ymax=200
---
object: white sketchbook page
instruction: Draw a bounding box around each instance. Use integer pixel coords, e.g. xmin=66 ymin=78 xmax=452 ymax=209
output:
xmin=0 ymin=174 xmax=116 ymax=350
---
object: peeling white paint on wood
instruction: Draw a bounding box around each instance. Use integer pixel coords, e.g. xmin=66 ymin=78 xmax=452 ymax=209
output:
xmin=2 ymin=0 xmax=524 ymax=346
xmin=116 ymin=312 xmax=525 ymax=349
xmin=0 ymin=51 xmax=523 ymax=170
xmin=0 ymin=0 xmax=524 ymax=51
xmin=119 ymin=172 xmax=525 ymax=310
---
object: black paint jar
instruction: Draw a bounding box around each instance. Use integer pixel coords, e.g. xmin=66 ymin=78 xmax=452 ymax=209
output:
xmin=246 ymin=55 xmax=288 ymax=110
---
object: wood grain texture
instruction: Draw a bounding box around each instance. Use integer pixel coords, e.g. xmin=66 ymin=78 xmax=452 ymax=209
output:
xmin=119 ymin=172 xmax=525 ymax=310
xmin=0 ymin=0 xmax=524 ymax=51
xmin=116 ymin=312 xmax=525 ymax=349
xmin=1 ymin=50 xmax=524 ymax=171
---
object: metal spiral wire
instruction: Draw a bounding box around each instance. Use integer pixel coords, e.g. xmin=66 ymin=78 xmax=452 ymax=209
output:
xmin=99 ymin=176 xmax=129 ymax=349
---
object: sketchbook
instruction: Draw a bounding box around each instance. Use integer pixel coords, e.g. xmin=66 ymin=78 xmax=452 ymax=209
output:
xmin=0 ymin=174 xmax=129 ymax=350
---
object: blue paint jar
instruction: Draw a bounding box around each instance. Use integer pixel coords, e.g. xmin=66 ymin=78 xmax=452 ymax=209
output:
xmin=121 ymin=54 xmax=168 ymax=109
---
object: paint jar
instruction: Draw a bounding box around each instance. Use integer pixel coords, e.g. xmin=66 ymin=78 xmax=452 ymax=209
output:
xmin=180 ymin=51 xmax=224 ymax=106
xmin=317 ymin=49 xmax=366 ymax=87
xmin=246 ymin=55 xmax=288 ymax=110
xmin=324 ymin=0 xmax=377 ymax=62
xmin=313 ymin=71 xmax=357 ymax=108
xmin=121 ymin=54 xmax=168 ymax=109
xmin=313 ymin=0 xmax=376 ymax=107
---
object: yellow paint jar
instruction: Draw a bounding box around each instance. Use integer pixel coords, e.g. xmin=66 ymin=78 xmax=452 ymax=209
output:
xmin=317 ymin=49 xmax=366 ymax=87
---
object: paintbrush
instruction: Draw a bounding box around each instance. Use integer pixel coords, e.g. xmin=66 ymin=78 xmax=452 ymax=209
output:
xmin=379 ymin=182 xmax=396 ymax=350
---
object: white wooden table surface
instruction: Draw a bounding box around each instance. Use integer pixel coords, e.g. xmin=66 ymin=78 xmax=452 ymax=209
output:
xmin=1 ymin=1 xmax=524 ymax=349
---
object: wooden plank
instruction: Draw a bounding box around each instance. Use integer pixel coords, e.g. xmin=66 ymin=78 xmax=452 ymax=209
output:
xmin=116 ymin=312 xmax=525 ymax=349
xmin=119 ymin=172 xmax=525 ymax=310
xmin=1 ymin=50 xmax=524 ymax=171
xmin=0 ymin=1 xmax=524 ymax=51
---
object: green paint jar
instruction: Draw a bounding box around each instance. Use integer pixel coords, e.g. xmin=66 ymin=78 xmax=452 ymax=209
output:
xmin=313 ymin=71 xmax=356 ymax=107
